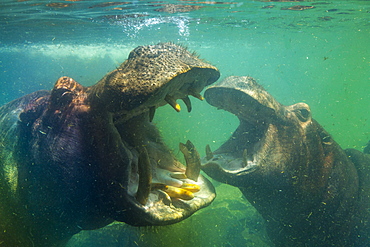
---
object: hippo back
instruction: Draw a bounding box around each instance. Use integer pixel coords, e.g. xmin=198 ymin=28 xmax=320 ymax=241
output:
xmin=0 ymin=91 xmax=111 ymax=246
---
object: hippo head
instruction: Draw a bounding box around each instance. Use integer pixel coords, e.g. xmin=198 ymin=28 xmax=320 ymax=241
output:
xmin=17 ymin=43 xmax=218 ymax=234
xmin=85 ymin=43 xmax=219 ymax=226
xmin=202 ymin=76 xmax=314 ymax=188
xmin=201 ymin=76 xmax=358 ymax=221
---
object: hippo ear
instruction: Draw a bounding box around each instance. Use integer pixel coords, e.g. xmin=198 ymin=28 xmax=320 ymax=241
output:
xmin=288 ymin=102 xmax=311 ymax=122
xmin=50 ymin=77 xmax=84 ymax=108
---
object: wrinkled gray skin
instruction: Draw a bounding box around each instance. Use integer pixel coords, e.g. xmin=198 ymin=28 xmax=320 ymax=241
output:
xmin=0 ymin=43 xmax=218 ymax=247
xmin=202 ymin=76 xmax=370 ymax=246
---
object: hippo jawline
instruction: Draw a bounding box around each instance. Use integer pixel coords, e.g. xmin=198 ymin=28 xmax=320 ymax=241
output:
xmin=201 ymin=76 xmax=284 ymax=183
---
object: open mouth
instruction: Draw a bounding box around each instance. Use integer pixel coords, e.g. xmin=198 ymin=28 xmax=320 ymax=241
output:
xmin=87 ymin=43 xmax=219 ymax=226
xmin=201 ymin=76 xmax=285 ymax=185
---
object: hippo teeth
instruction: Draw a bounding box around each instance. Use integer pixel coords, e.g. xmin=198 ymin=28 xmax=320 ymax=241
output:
xmin=181 ymin=96 xmax=192 ymax=112
xmin=163 ymin=88 xmax=204 ymax=113
xmin=134 ymin=141 xmax=203 ymax=205
xmin=149 ymin=106 xmax=156 ymax=122
xmin=203 ymin=145 xmax=257 ymax=171
xmin=205 ymin=144 xmax=214 ymax=160
xmin=151 ymin=183 xmax=195 ymax=201
xmin=243 ymin=149 xmax=248 ymax=167
xmin=189 ymin=91 xmax=204 ymax=101
xmin=180 ymin=140 xmax=201 ymax=182
xmin=148 ymin=169 xmax=201 ymax=201
xmin=165 ymin=94 xmax=181 ymax=112
xmin=136 ymin=147 xmax=152 ymax=205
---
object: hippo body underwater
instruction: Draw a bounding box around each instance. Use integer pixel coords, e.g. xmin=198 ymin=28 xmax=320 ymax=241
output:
xmin=0 ymin=43 xmax=218 ymax=247
xmin=202 ymin=76 xmax=370 ymax=246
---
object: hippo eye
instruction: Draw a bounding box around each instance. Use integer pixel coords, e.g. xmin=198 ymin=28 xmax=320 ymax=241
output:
xmin=295 ymin=108 xmax=310 ymax=122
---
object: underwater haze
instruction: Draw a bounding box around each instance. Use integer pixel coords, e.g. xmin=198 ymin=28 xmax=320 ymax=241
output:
xmin=1 ymin=0 xmax=369 ymax=246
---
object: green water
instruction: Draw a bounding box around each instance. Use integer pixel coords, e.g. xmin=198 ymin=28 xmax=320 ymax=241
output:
xmin=1 ymin=0 xmax=369 ymax=246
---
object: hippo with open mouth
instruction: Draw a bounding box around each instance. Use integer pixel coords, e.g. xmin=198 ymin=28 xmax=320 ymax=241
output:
xmin=0 ymin=43 xmax=218 ymax=247
xmin=202 ymin=76 xmax=370 ymax=246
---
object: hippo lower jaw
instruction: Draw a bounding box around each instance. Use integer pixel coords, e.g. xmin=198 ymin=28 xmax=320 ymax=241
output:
xmin=117 ymin=121 xmax=215 ymax=226
xmin=201 ymin=120 xmax=265 ymax=184
xmin=111 ymin=104 xmax=216 ymax=226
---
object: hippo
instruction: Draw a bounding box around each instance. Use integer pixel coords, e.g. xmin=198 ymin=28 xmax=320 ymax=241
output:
xmin=201 ymin=76 xmax=370 ymax=246
xmin=0 ymin=43 xmax=218 ymax=247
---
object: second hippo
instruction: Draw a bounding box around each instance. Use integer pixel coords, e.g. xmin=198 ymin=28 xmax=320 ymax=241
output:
xmin=202 ymin=76 xmax=370 ymax=247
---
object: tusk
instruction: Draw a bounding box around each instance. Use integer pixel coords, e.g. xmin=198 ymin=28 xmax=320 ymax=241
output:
xmin=165 ymin=94 xmax=181 ymax=112
xmin=149 ymin=106 xmax=156 ymax=122
xmin=181 ymin=183 xmax=200 ymax=193
xmin=170 ymin=172 xmax=187 ymax=179
xmin=243 ymin=149 xmax=248 ymax=167
xmin=189 ymin=91 xmax=204 ymax=101
xmin=136 ymin=147 xmax=152 ymax=205
xmin=181 ymin=96 xmax=192 ymax=112
xmin=179 ymin=140 xmax=201 ymax=182
xmin=152 ymin=183 xmax=194 ymax=200
xmin=205 ymin=144 xmax=214 ymax=160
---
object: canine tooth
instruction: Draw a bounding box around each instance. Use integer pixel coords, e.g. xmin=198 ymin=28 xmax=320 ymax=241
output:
xmin=179 ymin=140 xmax=201 ymax=182
xmin=152 ymin=183 xmax=194 ymax=200
xmin=243 ymin=149 xmax=248 ymax=167
xmin=165 ymin=94 xmax=181 ymax=112
xmin=170 ymin=172 xmax=187 ymax=179
xmin=190 ymin=91 xmax=204 ymax=101
xmin=181 ymin=183 xmax=200 ymax=193
xmin=136 ymin=147 xmax=152 ymax=205
xmin=167 ymin=186 xmax=194 ymax=200
xmin=149 ymin=106 xmax=156 ymax=122
xmin=205 ymin=144 xmax=214 ymax=160
xmin=181 ymin=96 xmax=192 ymax=112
